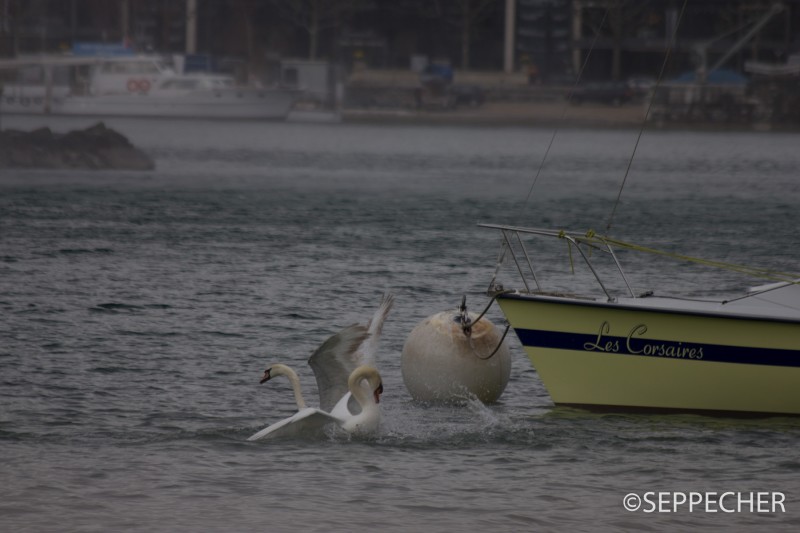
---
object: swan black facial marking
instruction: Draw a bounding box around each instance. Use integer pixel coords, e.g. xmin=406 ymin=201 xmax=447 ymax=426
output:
xmin=259 ymin=368 xmax=272 ymax=384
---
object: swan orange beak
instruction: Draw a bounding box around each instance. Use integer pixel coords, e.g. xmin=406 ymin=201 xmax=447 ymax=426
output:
xmin=259 ymin=368 xmax=272 ymax=384
xmin=374 ymin=382 xmax=384 ymax=404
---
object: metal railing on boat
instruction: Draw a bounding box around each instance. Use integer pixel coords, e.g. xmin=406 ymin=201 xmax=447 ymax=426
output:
xmin=479 ymin=223 xmax=637 ymax=301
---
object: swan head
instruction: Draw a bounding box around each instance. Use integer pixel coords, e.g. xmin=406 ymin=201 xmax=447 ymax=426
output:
xmin=259 ymin=367 xmax=273 ymax=384
xmin=349 ymin=365 xmax=384 ymax=405
xmin=258 ymin=363 xmax=293 ymax=384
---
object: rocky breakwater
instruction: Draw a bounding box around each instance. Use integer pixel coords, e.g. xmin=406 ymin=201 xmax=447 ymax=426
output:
xmin=0 ymin=122 xmax=154 ymax=170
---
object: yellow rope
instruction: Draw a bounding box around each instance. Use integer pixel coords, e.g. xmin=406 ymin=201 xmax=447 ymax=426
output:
xmin=583 ymin=230 xmax=798 ymax=283
xmin=553 ymin=229 xmax=797 ymax=282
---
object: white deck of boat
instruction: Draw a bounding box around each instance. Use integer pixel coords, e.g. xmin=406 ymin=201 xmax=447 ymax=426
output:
xmin=516 ymin=281 xmax=800 ymax=322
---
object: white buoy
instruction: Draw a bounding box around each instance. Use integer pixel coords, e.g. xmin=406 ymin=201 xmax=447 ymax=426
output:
xmin=401 ymin=305 xmax=511 ymax=403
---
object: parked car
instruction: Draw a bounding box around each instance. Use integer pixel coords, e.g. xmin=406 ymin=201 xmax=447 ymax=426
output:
xmin=570 ymin=81 xmax=634 ymax=106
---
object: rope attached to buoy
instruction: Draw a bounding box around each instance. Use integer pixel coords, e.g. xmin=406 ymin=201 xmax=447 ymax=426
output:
xmin=474 ymin=322 xmax=511 ymax=361
xmin=457 ymin=293 xmax=514 ymax=360
xmin=458 ymin=290 xmax=513 ymax=336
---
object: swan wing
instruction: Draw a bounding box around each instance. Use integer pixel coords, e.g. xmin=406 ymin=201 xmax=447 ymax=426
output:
xmin=247 ymin=407 xmax=341 ymax=441
xmin=329 ymin=391 xmax=362 ymax=419
xmin=357 ymin=293 xmax=394 ymax=367
xmin=308 ymin=324 xmax=370 ymax=412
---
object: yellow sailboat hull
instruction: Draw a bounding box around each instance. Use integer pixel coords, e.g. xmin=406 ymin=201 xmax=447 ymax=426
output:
xmin=498 ymin=294 xmax=800 ymax=415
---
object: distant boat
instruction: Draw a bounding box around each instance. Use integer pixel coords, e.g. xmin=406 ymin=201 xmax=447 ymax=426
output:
xmin=0 ymin=55 xmax=299 ymax=120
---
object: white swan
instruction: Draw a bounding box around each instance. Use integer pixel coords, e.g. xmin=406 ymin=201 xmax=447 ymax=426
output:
xmin=246 ymin=364 xmax=383 ymax=441
xmin=309 ymin=293 xmax=394 ymax=414
xmin=247 ymin=294 xmax=393 ymax=441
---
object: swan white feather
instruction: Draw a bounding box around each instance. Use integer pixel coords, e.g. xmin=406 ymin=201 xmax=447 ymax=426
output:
xmin=248 ymin=294 xmax=393 ymax=441
xmin=247 ymin=364 xmax=383 ymax=441
xmin=308 ymin=293 xmax=394 ymax=412
xmin=246 ymin=407 xmax=341 ymax=441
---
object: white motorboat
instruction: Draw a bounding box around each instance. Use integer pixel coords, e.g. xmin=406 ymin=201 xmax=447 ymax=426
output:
xmin=57 ymin=74 xmax=299 ymax=120
xmin=0 ymin=55 xmax=299 ymax=120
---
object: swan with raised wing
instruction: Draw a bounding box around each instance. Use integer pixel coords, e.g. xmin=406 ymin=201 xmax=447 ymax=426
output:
xmin=311 ymin=293 xmax=394 ymax=417
xmin=247 ymin=294 xmax=393 ymax=441
xmin=246 ymin=363 xmax=383 ymax=441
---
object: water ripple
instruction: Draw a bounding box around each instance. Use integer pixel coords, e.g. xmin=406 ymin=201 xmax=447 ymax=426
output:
xmin=1 ymin=120 xmax=799 ymax=531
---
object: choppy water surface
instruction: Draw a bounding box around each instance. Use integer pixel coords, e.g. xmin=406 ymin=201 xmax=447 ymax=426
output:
xmin=2 ymin=116 xmax=800 ymax=532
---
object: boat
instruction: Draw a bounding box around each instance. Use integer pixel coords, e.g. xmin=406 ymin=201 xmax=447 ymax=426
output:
xmin=472 ymin=3 xmax=800 ymax=417
xmin=478 ymin=224 xmax=800 ymax=416
xmin=56 ymin=74 xmax=299 ymax=120
xmin=0 ymin=55 xmax=299 ymax=120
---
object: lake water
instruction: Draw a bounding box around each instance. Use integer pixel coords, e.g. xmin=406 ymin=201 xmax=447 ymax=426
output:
xmin=2 ymin=115 xmax=800 ymax=532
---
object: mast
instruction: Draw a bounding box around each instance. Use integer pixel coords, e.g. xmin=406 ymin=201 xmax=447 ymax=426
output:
xmin=185 ymin=0 xmax=197 ymax=54
xmin=503 ymin=0 xmax=515 ymax=74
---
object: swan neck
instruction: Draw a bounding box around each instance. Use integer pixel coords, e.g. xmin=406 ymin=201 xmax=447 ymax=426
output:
xmin=288 ymin=371 xmax=307 ymax=409
xmin=348 ymin=366 xmax=379 ymax=409
xmin=274 ymin=364 xmax=307 ymax=409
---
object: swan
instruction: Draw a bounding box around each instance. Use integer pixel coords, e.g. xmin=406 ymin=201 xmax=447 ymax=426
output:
xmin=330 ymin=365 xmax=383 ymax=435
xmin=309 ymin=293 xmax=394 ymax=414
xmin=246 ymin=364 xmax=383 ymax=441
xmin=247 ymin=294 xmax=393 ymax=441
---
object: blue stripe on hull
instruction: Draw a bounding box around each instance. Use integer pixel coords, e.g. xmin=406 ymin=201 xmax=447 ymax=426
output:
xmin=514 ymin=328 xmax=800 ymax=368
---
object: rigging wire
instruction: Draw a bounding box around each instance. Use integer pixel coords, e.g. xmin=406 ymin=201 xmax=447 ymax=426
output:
xmin=493 ymin=1 xmax=614 ymax=292
xmin=604 ymin=0 xmax=690 ymax=235
xmin=517 ymin=1 xmax=613 ymax=221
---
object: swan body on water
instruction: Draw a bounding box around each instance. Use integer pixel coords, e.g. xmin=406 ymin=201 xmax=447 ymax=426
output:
xmin=246 ymin=364 xmax=383 ymax=441
xmin=248 ymin=294 xmax=393 ymax=441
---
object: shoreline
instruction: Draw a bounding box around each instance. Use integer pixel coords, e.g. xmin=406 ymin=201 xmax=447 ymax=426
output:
xmin=342 ymin=101 xmax=643 ymax=128
xmin=2 ymin=101 xmax=793 ymax=132
xmin=340 ymin=101 xmax=795 ymax=132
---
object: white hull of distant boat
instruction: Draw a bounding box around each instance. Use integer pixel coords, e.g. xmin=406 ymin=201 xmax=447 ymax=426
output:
xmin=0 ymin=55 xmax=299 ymax=120
xmin=1 ymin=87 xmax=299 ymax=120
xmin=482 ymin=225 xmax=800 ymax=416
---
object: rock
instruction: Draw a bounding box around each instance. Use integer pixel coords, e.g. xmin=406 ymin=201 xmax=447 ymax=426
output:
xmin=0 ymin=122 xmax=154 ymax=170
